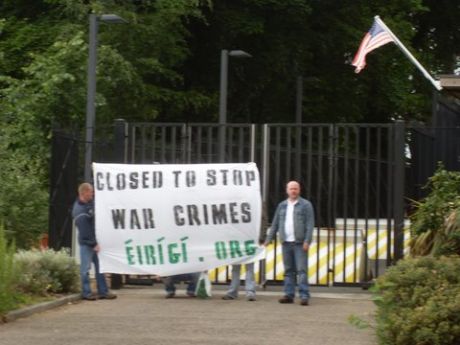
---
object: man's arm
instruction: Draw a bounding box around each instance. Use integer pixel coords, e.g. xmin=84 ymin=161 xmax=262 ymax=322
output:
xmin=258 ymin=206 xmax=269 ymax=245
xmin=264 ymin=204 xmax=280 ymax=245
xmin=303 ymin=201 xmax=315 ymax=245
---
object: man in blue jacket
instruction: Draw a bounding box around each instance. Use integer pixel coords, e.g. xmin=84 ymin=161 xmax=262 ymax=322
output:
xmin=72 ymin=183 xmax=116 ymax=301
xmin=265 ymin=181 xmax=314 ymax=306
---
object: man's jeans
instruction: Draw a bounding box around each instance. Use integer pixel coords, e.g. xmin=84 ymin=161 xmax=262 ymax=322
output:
xmin=281 ymin=242 xmax=310 ymax=299
xmin=80 ymin=245 xmax=108 ymax=298
xmin=163 ymin=273 xmax=199 ymax=294
xmin=226 ymin=263 xmax=256 ymax=298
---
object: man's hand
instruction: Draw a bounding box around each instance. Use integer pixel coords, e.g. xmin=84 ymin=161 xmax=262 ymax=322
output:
xmin=94 ymin=244 xmax=101 ymax=253
xmin=303 ymin=243 xmax=309 ymax=252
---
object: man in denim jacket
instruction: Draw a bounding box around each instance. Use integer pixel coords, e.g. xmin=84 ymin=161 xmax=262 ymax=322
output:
xmin=72 ymin=183 xmax=116 ymax=301
xmin=265 ymin=181 xmax=314 ymax=306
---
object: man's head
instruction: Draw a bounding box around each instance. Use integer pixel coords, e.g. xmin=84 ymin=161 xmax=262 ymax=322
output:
xmin=286 ymin=181 xmax=300 ymax=201
xmin=78 ymin=183 xmax=94 ymax=203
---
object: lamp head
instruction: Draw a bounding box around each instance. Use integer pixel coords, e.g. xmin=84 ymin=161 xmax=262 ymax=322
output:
xmin=99 ymin=14 xmax=128 ymax=24
xmin=228 ymin=50 xmax=252 ymax=58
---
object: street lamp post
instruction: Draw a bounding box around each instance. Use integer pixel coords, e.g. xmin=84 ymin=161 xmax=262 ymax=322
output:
xmin=218 ymin=49 xmax=252 ymax=162
xmin=295 ymin=76 xmax=303 ymax=124
xmin=84 ymin=13 xmax=127 ymax=182
xmin=294 ymin=75 xmax=303 ymax=180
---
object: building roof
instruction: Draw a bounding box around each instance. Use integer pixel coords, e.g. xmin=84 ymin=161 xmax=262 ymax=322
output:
xmin=439 ymin=75 xmax=460 ymax=99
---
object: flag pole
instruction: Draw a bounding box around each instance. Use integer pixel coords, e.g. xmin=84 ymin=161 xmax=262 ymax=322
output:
xmin=374 ymin=15 xmax=442 ymax=91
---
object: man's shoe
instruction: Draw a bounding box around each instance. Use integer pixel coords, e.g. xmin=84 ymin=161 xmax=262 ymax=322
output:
xmin=165 ymin=292 xmax=175 ymax=299
xmin=278 ymin=296 xmax=294 ymax=304
xmin=98 ymin=293 xmax=117 ymax=300
xmin=82 ymin=294 xmax=97 ymax=301
xmin=186 ymin=292 xmax=196 ymax=298
xmin=300 ymin=299 xmax=309 ymax=306
xmin=247 ymin=296 xmax=256 ymax=302
xmin=222 ymin=295 xmax=235 ymax=300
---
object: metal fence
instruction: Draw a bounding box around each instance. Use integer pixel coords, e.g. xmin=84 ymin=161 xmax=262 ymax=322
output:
xmin=259 ymin=123 xmax=403 ymax=285
xmin=51 ymin=119 xmax=456 ymax=287
xmin=118 ymin=121 xmax=406 ymax=286
xmin=126 ymin=123 xmax=257 ymax=164
xmin=408 ymin=126 xmax=460 ymax=201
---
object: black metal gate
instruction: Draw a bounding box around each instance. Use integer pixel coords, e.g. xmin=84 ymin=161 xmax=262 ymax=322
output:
xmin=408 ymin=125 xmax=460 ymax=201
xmin=115 ymin=120 xmax=406 ymax=286
xmin=48 ymin=131 xmax=80 ymax=250
xmin=50 ymin=120 xmax=421 ymax=286
xmin=260 ymin=123 xmax=405 ymax=286
xmin=125 ymin=122 xmax=257 ymax=164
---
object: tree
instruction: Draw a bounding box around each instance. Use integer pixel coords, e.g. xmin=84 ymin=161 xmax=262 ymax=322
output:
xmin=180 ymin=0 xmax=448 ymax=123
xmin=0 ymin=0 xmax=210 ymax=247
xmin=182 ymin=0 xmax=315 ymax=123
xmin=413 ymin=0 xmax=460 ymax=75
xmin=0 ymin=0 xmax=458 ymax=246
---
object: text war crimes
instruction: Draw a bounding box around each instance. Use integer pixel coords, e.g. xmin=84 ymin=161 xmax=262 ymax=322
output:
xmin=111 ymin=202 xmax=252 ymax=230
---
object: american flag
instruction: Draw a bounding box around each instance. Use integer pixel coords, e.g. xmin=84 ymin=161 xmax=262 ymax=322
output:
xmin=352 ymin=18 xmax=394 ymax=73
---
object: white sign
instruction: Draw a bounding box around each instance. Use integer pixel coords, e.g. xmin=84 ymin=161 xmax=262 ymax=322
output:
xmin=93 ymin=163 xmax=262 ymax=276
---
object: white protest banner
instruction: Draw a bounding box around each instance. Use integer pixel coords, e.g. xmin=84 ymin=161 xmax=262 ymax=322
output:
xmin=93 ymin=162 xmax=262 ymax=276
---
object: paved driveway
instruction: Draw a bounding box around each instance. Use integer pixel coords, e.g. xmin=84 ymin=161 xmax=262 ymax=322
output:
xmin=0 ymin=287 xmax=376 ymax=345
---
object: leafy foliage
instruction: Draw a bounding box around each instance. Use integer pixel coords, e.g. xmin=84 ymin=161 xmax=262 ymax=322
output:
xmin=0 ymin=0 xmax=458 ymax=248
xmin=183 ymin=0 xmax=442 ymax=123
xmin=433 ymin=209 xmax=460 ymax=256
xmin=14 ymin=248 xmax=80 ymax=296
xmin=413 ymin=0 xmax=460 ymax=75
xmin=348 ymin=314 xmax=374 ymax=330
xmin=0 ymin=0 xmax=210 ymax=248
xmin=410 ymin=166 xmax=460 ymax=256
xmin=0 ymin=127 xmax=48 ymax=248
xmin=0 ymin=223 xmax=20 ymax=315
xmin=1 ymin=0 xmax=455 ymax=127
xmin=1 ymin=223 xmax=79 ymax=316
xmin=374 ymin=256 xmax=460 ymax=345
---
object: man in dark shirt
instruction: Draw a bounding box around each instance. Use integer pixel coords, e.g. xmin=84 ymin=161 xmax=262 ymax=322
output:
xmin=72 ymin=183 xmax=116 ymax=301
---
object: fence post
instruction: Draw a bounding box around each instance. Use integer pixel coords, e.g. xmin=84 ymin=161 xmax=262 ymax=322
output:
xmin=261 ymin=124 xmax=270 ymax=206
xmin=259 ymin=124 xmax=270 ymax=286
xmin=111 ymin=118 xmax=128 ymax=289
xmin=114 ymin=118 xmax=128 ymax=163
xmin=393 ymin=120 xmax=405 ymax=262
xmin=218 ymin=125 xmax=226 ymax=163
xmin=326 ymin=124 xmax=337 ymax=230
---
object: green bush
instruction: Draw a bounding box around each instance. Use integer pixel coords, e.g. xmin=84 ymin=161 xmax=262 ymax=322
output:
xmin=374 ymin=256 xmax=460 ymax=345
xmin=14 ymin=248 xmax=80 ymax=296
xmin=434 ymin=209 xmax=460 ymax=256
xmin=410 ymin=166 xmax=460 ymax=256
xmin=0 ymin=144 xmax=48 ymax=249
xmin=0 ymin=223 xmax=20 ymax=315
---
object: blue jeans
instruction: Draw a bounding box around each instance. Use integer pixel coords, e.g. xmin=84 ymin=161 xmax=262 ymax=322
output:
xmin=163 ymin=273 xmax=199 ymax=294
xmin=226 ymin=263 xmax=256 ymax=298
xmin=80 ymin=245 xmax=108 ymax=298
xmin=282 ymin=242 xmax=310 ymax=299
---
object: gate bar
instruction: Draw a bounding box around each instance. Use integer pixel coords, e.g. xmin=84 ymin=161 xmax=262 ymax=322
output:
xmin=393 ymin=120 xmax=405 ymax=261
